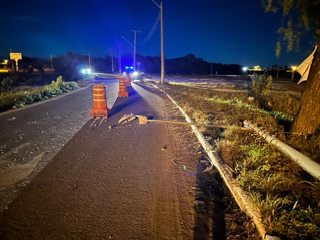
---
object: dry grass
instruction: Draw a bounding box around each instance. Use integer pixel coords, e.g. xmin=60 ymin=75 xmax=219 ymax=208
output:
xmin=160 ymin=80 xmax=320 ymax=239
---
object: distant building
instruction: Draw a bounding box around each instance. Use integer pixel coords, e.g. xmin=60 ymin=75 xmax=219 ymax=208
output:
xmin=0 ymin=59 xmax=11 ymax=73
xmin=248 ymin=65 xmax=263 ymax=72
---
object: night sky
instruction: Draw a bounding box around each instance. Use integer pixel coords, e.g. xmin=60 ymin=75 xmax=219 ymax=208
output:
xmin=0 ymin=0 xmax=316 ymax=68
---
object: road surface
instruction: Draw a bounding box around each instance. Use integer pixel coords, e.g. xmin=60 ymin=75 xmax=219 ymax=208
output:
xmin=0 ymin=80 xmax=118 ymax=210
xmin=0 ymin=81 xmax=201 ymax=239
xmin=0 ymin=79 xmax=259 ymax=239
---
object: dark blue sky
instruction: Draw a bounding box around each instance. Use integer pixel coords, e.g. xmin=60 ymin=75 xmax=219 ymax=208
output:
xmin=0 ymin=0 xmax=315 ymax=68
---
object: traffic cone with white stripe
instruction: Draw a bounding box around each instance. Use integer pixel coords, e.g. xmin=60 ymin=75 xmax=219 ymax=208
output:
xmin=118 ymin=76 xmax=129 ymax=97
xmin=90 ymin=84 xmax=109 ymax=119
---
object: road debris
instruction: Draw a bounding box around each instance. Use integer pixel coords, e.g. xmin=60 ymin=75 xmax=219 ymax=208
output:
xmin=118 ymin=113 xmax=135 ymax=124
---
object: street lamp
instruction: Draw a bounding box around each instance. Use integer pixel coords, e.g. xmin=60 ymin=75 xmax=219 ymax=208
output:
xmin=242 ymin=66 xmax=248 ymax=75
xmin=121 ymin=35 xmax=134 ymax=68
xmin=291 ymin=65 xmax=297 ymax=81
xmin=121 ymin=29 xmax=140 ymax=70
xmin=152 ymin=0 xmax=165 ymax=85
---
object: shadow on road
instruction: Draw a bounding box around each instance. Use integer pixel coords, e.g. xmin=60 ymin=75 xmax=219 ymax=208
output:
xmin=108 ymin=86 xmax=139 ymax=117
xmin=193 ymin=157 xmax=228 ymax=240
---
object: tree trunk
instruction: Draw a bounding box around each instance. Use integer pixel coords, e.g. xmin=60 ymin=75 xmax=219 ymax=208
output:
xmin=291 ymin=41 xmax=320 ymax=136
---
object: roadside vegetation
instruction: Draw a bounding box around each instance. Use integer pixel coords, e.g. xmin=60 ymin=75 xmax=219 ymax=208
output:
xmin=0 ymin=76 xmax=78 ymax=112
xmin=159 ymin=76 xmax=320 ymax=239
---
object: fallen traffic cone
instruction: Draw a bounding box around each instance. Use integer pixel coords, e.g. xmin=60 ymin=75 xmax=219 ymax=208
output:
xmin=118 ymin=76 xmax=129 ymax=97
xmin=90 ymin=84 xmax=110 ymax=119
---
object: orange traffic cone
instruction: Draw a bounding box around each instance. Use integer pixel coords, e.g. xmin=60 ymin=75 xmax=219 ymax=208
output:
xmin=118 ymin=76 xmax=129 ymax=97
xmin=90 ymin=84 xmax=109 ymax=119
xmin=125 ymin=73 xmax=131 ymax=86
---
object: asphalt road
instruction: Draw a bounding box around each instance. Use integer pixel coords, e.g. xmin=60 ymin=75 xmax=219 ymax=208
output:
xmin=0 ymin=80 xmax=119 ymax=210
xmin=0 ymin=79 xmax=261 ymax=239
xmin=0 ymin=81 xmax=199 ymax=239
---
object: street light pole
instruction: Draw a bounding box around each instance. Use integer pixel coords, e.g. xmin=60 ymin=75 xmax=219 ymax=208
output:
xmin=120 ymin=36 xmax=133 ymax=70
xmin=131 ymin=29 xmax=141 ymax=70
xmin=118 ymin=44 xmax=122 ymax=73
xmin=109 ymin=49 xmax=114 ymax=72
xmin=88 ymin=52 xmax=91 ymax=69
xmin=121 ymin=30 xmax=140 ymax=70
xmin=50 ymin=54 xmax=54 ymax=70
xmin=291 ymin=65 xmax=297 ymax=81
xmin=152 ymin=0 xmax=165 ymax=85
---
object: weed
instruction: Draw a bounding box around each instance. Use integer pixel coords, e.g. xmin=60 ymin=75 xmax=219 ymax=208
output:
xmin=161 ymin=80 xmax=320 ymax=239
xmin=252 ymin=74 xmax=273 ymax=95
xmin=0 ymin=76 xmax=78 ymax=112
xmin=0 ymin=77 xmax=14 ymax=93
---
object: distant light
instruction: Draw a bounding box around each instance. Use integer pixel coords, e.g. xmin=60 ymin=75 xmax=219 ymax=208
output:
xmin=81 ymin=68 xmax=91 ymax=74
xmin=132 ymin=71 xmax=139 ymax=77
xmin=291 ymin=65 xmax=297 ymax=71
xmin=125 ymin=66 xmax=134 ymax=69
xmin=242 ymin=67 xmax=248 ymax=72
xmin=248 ymin=66 xmax=263 ymax=71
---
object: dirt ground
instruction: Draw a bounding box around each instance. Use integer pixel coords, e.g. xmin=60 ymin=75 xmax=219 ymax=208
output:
xmin=273 ymin=78 xmax=306 ymax=92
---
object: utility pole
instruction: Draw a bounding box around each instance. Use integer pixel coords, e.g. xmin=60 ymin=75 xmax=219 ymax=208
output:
xmin=118 ymin=45 xmax=122 ymax=73
xmin=109 ymin=49 xmax=114 ymax=72
xmin=131 ymin=29 xmax=141 ymax=70
xmin=152 ymin=1 xmax=165 ymax=85
xmin=88 ymin=52 xmax=91 ymax=69
xmin=9 ymin=48 xmax=14 ymax=70
xmin=50 ymin=54 xmax=54 ymax=70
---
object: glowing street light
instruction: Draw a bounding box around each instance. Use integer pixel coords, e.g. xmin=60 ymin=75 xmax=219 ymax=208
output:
xmin=242 ymin=66 xmax=248 ymax=75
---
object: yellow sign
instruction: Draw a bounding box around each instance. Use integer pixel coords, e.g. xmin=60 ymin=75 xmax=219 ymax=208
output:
xmin=10 ymin=53 xmax=22 ymax=71
xmin=10 ymin=52 xmax=22 ymax=61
